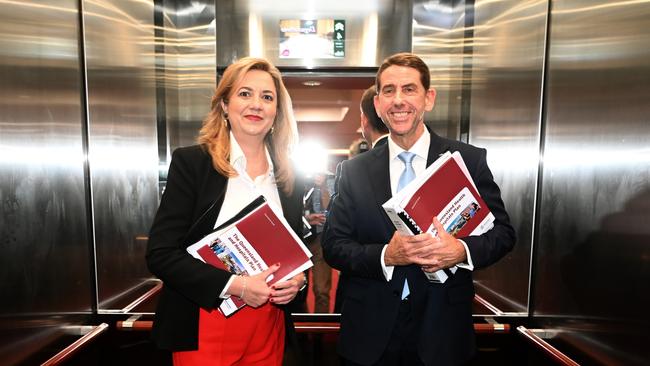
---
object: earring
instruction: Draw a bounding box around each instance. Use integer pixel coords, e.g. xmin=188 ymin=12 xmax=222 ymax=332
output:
xmin=270 ymin=125 xmax=275 ymax=134
xmin=223 ymin=112 xmax=229 ymax=128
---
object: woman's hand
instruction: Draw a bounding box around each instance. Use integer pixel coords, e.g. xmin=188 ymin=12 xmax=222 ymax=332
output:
xmin=230 ymin=264 xmax=280 ymax=308
xmin=270 ymin=272 xmax=306 ymax=305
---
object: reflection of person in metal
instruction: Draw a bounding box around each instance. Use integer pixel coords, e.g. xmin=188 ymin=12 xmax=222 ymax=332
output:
xmin=323 ymin=53 xmax=516 ymax=366
xmin=146 ymin=57 xmax=306 ymax=365
xmin=304 ymin=172 xmax=335 ymax=313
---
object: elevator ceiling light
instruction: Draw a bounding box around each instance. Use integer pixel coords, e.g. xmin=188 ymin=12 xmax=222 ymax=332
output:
xmin=302 ymin=80 xmax=322 ymax=87
xmin=294 ymin=106 xmax=349 ymax=122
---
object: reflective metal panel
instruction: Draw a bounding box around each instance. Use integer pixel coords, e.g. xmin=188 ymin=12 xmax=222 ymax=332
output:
xmin=161 ymin=0 xmax=217 ymax=154
xmin=82 ymin=0 xmax=159 ymax=309
xmin=216 ymin=0 xmax=412 ymax=68
xmin=415 ymin=0 xmax=545 ymax=314
xmin=467 ymin=0 xmax=548 ymax=313
xmin=413 ymin=0 xmax=466 ymax=138
xmin=0 ymin=0 xmax=92 ymax=363
xmin=535 ymin=0 xmax=650 ymax=364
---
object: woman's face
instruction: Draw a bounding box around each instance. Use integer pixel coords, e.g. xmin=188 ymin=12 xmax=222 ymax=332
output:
xmin=223 ymin=69 xmax=277 ymax=143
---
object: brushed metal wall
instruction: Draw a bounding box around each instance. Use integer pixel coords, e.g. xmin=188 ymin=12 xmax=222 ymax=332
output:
xmin=467 ymin=0 xmax=548 ymax=313
xmin=215 ymin=0 xmax=412 ymax=68
xmin=161 ymin=0 xmax=217 ymax=154
xmin=2 ymin=0 xmax=648 ymax=363
xmin=0 ymin=1 xmax=93 ymax=364
xmin=414 ymin=0 xmax=545 ymax=314
xmin=533 ymin=0 xmax=650 ymax=364
xmin=82 ymin=0 xmax=159 ymax=309
xmin=413 ymin=0 xmax=466 ymax=139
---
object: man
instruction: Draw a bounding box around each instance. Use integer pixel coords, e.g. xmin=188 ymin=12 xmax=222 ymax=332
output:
xmin=322 ymin=53 xmax=515 ymax=366
xmin=359 ymin=85 xmax=389 ymax=148
xmin=303 ymin=172 xmax=335 ymax=313
xmin=332 ymin=86 xmax=388 ymax=199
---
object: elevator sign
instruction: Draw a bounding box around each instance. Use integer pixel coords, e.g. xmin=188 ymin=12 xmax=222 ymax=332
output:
xmin=279 ymin=19 xmax=346 ymax=59
xmin=333 ymin=20 xmax=345 ymax=57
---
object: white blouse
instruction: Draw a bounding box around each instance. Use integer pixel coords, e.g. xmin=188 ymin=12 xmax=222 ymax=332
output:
xmin=216 ymin=133 xmax=283 ymax=298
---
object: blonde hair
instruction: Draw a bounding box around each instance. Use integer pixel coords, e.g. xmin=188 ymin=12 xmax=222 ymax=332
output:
xmin=348 ymin=138 xmax=369 ymax=158
xmin=198 ymin=57 xmax=298 ymax=195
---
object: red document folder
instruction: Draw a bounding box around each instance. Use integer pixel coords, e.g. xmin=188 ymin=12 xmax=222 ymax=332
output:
xmin=383 ymin=151 xmax=494 ymax=283
xmin=188 ymin=196 xmax=313 ymax=316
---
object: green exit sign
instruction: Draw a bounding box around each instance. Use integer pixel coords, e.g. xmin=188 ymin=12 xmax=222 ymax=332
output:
xmin=333 ymin=20 xmax=345 ymax=57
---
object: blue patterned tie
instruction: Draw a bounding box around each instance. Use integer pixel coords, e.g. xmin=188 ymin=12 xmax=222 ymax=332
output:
xmin=397 ymin=152 xmax=416 ymax=192
xmin=397 ymin=151 xmax=416 ymax=299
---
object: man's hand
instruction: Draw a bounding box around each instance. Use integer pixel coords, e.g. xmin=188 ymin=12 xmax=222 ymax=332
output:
xmin=421 ymin=218 xmax=467 ymax=272
xmin=384 ymin=230 xmax=438 ymax=266
xmin=384 ymin=217 xmax=467 ymax=270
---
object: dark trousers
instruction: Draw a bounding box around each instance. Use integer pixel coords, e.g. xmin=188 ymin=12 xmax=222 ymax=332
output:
xmin=343 ymin=298 xmax=424 ymax=366
xmin=307 ymin=233 xmax=332 ymax=313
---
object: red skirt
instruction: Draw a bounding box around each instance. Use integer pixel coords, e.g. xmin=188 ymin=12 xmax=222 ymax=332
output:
xmin=172 ymin=302 xmax=285 ymax=366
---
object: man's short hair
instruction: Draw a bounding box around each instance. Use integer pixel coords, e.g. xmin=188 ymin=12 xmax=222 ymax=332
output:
xmin=360 ymin=85 xmax=389 ymax=134
xmin=375 ymin=52 xmax=431 ymax=92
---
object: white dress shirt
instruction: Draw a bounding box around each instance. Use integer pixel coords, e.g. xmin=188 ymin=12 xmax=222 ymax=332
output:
xmin=217 ymin=133 xmax=283 ymax=298
xmin=380 ymin=128 xmax=474 ymax=281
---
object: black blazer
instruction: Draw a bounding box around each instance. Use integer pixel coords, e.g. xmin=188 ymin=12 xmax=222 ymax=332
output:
xmin=146 ymin=144 xmax=304 ymax=351
xmin=322 ymin=131 xmax=516 ymax=365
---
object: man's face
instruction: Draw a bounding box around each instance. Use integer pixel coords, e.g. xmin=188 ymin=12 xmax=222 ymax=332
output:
xmin=374 ymin=65 xmax=435 ymax=140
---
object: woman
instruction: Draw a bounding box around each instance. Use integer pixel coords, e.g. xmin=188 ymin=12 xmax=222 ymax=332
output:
xmin=146 ymin=57 xmax=306 ymax=365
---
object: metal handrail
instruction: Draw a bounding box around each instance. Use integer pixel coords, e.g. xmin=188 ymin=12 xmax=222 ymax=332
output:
xmin=41 ymin=323 xmax=109 ymax=366
xmin=473 ymin=294 xmax=505 ymax=316
xmin=117 ymin=318 xmax=154 ymax=331
xmin=516 ymin=326 xmax=580 ymax=366
xmin=294 ymin=321 xmax=341 ymax=333
xmin=119 ymin=282 xmax=162 ymax=313
xmin=474 ymin=323 xmax=510 ymax=333
xmin=116 ymin=318 xmax=509 ymax=334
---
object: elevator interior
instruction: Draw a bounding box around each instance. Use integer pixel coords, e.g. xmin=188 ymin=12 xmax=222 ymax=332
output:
xmin=1 ymin=0 xmax=648 ymax=365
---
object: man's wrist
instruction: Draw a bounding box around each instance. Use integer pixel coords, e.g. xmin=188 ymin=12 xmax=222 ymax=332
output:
xmin=456 ymin=239 xmax=474 ymax=271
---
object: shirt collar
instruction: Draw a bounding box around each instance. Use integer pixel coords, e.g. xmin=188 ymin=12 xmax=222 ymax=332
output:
xmin=372 ymin=134 xmax=389 ymax=147
xmin=229 ymin=132 xmax=275 ymax=178
xmin=388 ymin=126 xmax=431 ymax=162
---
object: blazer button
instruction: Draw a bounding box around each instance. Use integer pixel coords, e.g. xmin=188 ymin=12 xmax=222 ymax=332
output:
xmin=392 ymin=290 xmax=399 ymax=297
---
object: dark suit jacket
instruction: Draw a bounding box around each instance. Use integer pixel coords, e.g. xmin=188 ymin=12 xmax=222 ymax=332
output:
xmin=146 ymin=144 xmax=304 ymax=351
xmin=322 ymin=131 xmax=516 ymax=366
xmin=373 ymin=134 xmax=388 ymax=148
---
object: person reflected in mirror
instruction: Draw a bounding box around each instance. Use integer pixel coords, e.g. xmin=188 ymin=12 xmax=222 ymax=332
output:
xmin=322 ymin=52 xmax=516 ymax=366
xmin=303 ymin=171 xmax=335 ymax=313
xmin=146 ymin=57 xmax=307 ymax=366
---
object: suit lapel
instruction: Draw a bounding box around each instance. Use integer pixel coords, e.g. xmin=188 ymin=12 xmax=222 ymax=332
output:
xmin=367 ymin=143 xmax=391 ymax=205
xmin=426 ymin=130 xmax=452 ymax=166
xmin=183 ymin=168 xmax=228 ymax=247
xmin=367 ymin=144 xmax=394 ymax=229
